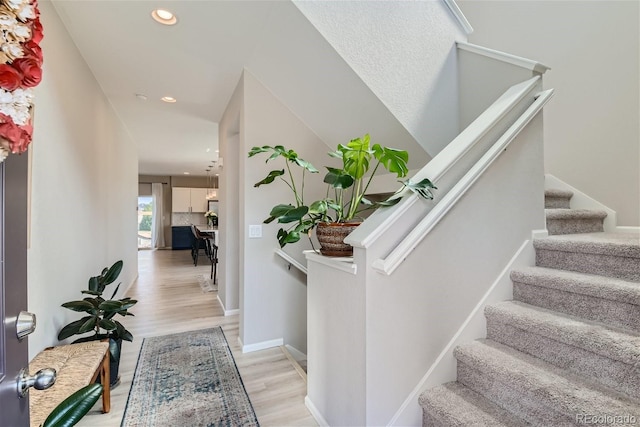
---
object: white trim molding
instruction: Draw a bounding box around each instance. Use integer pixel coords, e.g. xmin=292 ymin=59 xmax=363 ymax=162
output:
xmin=305 ymin=396 xmax=330 ymax=427
xmin=217 ymin=294 xmax=240 ymax=316
xmin=241 ymin=337 xmax=284 ymax=354
xmin=284 ymin=344 xmax=307 ymax=363
xmin=304 ymin=251 xmax=357 ymax=275
xmin=348 ymin=76 xmax=543 ymax=250
xmin=616 ymin=226 xmax=640 ymax=233
xmin=275 ymin=249 xmax=307 ymax=274
xmin=457 ymin=41 xmax=551 ymax=74
xmin=443 ymin=0 xmax=473 ymax=35
xmin=545 ymin=174 xmax=619 ymax=232
xmin=374 ymin=89 xmax=554 ymax=275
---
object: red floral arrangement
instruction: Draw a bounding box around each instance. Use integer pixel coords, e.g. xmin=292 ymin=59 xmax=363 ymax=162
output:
xmin=0 ymin=0 xmax=42 ymax=161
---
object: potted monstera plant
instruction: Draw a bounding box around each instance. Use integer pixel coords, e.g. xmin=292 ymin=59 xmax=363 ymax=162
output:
xmin=249 ymin=133 xmax=436 ymax=256
xmin=58 ymin=260 xmax=136 ymax=387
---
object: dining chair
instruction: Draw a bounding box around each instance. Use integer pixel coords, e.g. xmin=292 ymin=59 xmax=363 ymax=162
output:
xmin=206 ymin=239 xmax=219 ymax=284
xmin=190 ymin=225 xmax=208 ymax=266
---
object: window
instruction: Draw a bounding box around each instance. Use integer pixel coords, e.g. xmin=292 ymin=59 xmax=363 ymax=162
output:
xmin=138 ymin=196 xmax=153 ymax=249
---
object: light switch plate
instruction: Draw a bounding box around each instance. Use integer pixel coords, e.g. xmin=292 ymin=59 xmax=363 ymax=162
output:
xmin=249 ymin=224 xmax=262 ymax=238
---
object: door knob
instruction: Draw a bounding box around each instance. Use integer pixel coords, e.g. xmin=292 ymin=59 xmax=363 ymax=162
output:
xmin=16 ymin=311 xmax=36 ymax=340
xmin=17 ymin=367 xmax=56 ymax=398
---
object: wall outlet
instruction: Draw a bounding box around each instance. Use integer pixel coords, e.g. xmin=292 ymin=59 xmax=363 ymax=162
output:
xmin=249 ymin=224 xmax=262 ymax=238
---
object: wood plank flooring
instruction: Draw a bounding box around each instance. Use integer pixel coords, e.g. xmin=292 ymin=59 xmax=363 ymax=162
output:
xmin=77 ymin=249 xmax=316 ymax=427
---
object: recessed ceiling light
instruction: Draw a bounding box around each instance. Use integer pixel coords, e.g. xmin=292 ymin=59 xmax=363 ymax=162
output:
xmin=215 ymin=174 xmax=219 ymax=176
xmin=151 ymin=9 xmax=177 ymax=26
xmin=161 ymin=96 xmax=176 ymax=103
xmin=183 ymin=172 xmax=190 ymax=175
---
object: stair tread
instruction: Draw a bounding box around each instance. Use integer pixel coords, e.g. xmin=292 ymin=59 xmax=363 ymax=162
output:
xmin=420 ymin=382 xmax=529 ymax=426
xmin=511 ymin=266 xmax=640 ymax=305
xmin=545 ymin=189 xmax=574 ymax=199
xmin=534 ymin=232 xmax=640 ymax=258
xmin=545 ymin=208 xmax=608 ymax=219
xmin=486 ymin=301 xmax=640 ymax=365
xmin=455 ymin=340 xmax=640 ymax=417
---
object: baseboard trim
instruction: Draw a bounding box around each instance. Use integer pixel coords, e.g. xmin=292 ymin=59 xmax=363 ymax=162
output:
xmin=305 ymin=396 xmax=330 ymax=427
xmin=388 ymin=238 xmax=534 ymax=426
xmin=241 ymin=337 xmax=284 ymax=354
xmin=216 ymin=294 xmax=239 ymax=316
xmin=616 ymin=226 xmax=640 ymax=233
xmin=531 ymin=228 xmax=548 ymax=239
xmin=282 ymin=345 xmax=307 ymax=383
xmin=120 ymin=274 xmax=138 ymax=299
xmin=284 ymin=344 xmax=306 ymax=362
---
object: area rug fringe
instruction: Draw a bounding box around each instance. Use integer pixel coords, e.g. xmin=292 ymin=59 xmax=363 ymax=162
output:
xmin=121 ymin=327 xmax=259 ymax=426
xmin=198 ymin=274 xmax=217 ymax=293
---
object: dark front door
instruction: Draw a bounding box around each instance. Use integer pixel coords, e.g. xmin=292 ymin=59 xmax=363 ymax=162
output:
xmin=0 ymin=152 xmax=31 ymax=426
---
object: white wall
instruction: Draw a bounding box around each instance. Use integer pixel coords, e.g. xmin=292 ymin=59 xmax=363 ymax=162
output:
xmin=458 ymin=0 xmax=640 ymax=226
xmin=218 ymin=77 xmax=242 ymax=314
xmin=221 ymin=69 xmax=336 ymax=353
xmin=27 ymin=2 xmax=138 ymax=358
xmin=245 ymin=0 xmax=430 ymax=171
xmin=294 ymin=0 xmax=466 ymax=157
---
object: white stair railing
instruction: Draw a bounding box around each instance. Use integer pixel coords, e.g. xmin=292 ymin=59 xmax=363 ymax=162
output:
xmin=373 ymin=88 xmax=554 ymax=275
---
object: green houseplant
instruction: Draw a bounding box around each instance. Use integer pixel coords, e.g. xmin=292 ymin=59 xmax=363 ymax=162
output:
xmin=249 ymin=133 xmax=436 ymax=255
xmin=57 ymin=260 xmax=136 ymax=386
xmin=42 ymin=384 xmax=103 ymax=427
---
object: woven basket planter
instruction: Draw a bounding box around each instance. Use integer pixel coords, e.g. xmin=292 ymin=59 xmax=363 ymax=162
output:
xmin=316 ymin=222 xmax=361 ymax=257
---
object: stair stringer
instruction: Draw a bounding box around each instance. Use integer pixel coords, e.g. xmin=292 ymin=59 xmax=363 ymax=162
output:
xmin=388 ymin=230 xmax=546 ymax=426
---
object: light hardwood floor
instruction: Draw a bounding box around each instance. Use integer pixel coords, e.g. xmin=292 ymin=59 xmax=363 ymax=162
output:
xmin=77 ymin=249 xmax=316 ymax=427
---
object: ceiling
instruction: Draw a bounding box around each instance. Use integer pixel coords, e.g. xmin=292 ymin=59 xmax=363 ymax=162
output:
xmin=51 ymin=1 xmax=430 ymax=178
xmin=51 ymin=1 xmax=279 ymax=177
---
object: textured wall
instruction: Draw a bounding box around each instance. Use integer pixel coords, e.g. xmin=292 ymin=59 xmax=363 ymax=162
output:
xmin=294 ymin=0 xmax=467 ymax=157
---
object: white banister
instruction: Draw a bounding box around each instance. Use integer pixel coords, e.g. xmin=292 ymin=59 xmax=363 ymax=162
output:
xmin=443 ymin=0 xmax=473 ymax=35
xmin=347 ymin=76 xmax=542 ymax=250
xmin=457 ymin=41 xmax=551 ymax=74
xmin=275 ymin=249 xmax=307 ymax=275
xmin=372 ymin=89 xmax=554 ymax=275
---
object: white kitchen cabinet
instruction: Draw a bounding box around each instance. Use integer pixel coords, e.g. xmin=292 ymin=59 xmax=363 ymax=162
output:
xmin=172 ymin=188 xmax=191 ymax=212
xmin=190 ymin=188 xmax=208 ymax=212
xmin=172 ymin=187 xmax=208 ymax=213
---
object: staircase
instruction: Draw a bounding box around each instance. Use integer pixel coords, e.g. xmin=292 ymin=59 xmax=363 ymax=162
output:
xmin=420 ymin=189 xmax=640 ymax=426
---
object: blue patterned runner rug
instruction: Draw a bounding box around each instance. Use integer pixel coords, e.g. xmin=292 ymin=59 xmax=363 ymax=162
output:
xmin=121 ymin=327 xmax=259 ymax=426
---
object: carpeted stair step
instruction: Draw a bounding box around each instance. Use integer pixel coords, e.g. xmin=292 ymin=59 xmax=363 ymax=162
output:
xmin=485 ymin=301 xmax=640 ymax=399
xmin=511 ymin=267 xmax=640 ymax=332
xmin=545 ymin=209 xmax=607 ymax=235
xmin=534 ymin=232 xmax=640 ymax=281
xmin=419 ymin=382 xmax=528 ymax=426
xmin=545 ymin=189 xmax=573 ymax=209
xmin=455 ymin=340 xmax=640 ymax=426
